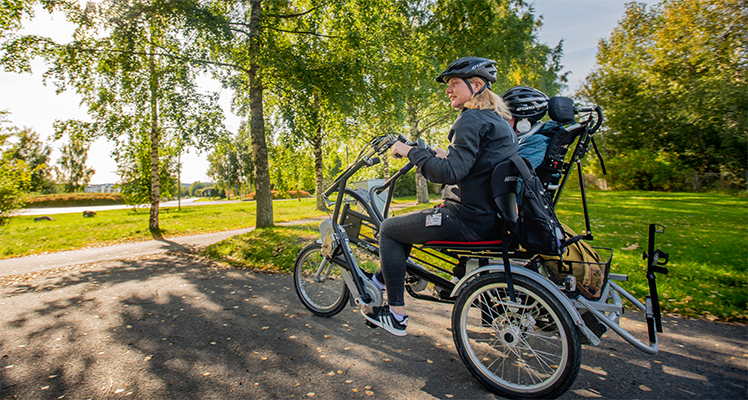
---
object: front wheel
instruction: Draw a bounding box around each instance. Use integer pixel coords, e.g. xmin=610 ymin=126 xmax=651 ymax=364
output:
xmin=293 ymin=242 xmax=350 ymax=317
xmin=452 ymin=273 xmax=581 ymax=399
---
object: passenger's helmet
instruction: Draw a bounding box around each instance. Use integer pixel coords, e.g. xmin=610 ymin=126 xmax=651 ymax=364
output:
xmin=501 ymin=86 xmax=549 ymax=122
xmin=435 ymin=57 xmax=498 ymax=86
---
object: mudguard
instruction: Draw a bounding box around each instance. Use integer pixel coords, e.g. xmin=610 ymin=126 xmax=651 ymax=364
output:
xmin=451 ymin=264 xmax=601 ymax=346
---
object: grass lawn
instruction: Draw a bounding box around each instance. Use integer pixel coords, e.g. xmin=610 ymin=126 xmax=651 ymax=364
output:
xmin=0 ymin=198 xmax=328 ymax=259
xmin=202 ymin=190 xmax=747 ymax=323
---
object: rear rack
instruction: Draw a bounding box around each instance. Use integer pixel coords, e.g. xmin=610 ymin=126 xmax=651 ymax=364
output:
xmin=575 ymin=223 xmax=669 ymax=355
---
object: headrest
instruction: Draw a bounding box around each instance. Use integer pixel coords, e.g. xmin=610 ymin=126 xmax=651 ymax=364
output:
xmin=548 ymin=97 xmax=575 ymax=124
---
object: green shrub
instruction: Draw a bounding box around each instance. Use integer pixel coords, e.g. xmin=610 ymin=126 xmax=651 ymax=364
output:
xmin=0 ymin=159 xmax=30 ymax=225
xmin=390 ymin=167 xmax=436 ymax=197
xmin=593 ymin=149 xmax=690 ymax=191
xmin=23 ymin=192 xmax=124 ymax=207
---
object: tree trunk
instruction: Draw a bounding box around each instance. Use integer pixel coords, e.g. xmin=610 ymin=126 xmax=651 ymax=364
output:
xmin=148 ymin=43 xmax=160 ymax=234
xmin=408 ymin=105 xmax=429 ymax=204
xmin=382 ymin=152 xmax=390 ymax=179
xmin=415 ymin=168 xmax=429 ymax=203
xmin=312 ymin=125 xmax=326 ymax=211
xmin=248 ymin=0 xmax=273 ymax=228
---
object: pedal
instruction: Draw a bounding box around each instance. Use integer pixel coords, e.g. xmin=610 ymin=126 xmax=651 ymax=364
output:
xmin=581 ymin=311 xmax=607 ymax=338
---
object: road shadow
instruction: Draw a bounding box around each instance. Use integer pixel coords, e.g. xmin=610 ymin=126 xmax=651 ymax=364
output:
xmin=0 ymin=254 xmax=745 ymax=399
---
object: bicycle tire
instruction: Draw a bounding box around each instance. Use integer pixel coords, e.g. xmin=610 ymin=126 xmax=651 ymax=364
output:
xmin=452 ymin=273 xmax=581 ymax=398
xmin=293 ymin=242 xmax=350 ymax=317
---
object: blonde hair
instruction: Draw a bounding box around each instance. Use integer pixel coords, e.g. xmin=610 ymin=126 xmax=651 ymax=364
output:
xmin=463 ymin=77 xmax=511 ymax=119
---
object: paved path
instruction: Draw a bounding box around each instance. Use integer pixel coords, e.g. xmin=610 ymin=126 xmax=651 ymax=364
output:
xmin=0 ymin=253 xmax=745 ymax=399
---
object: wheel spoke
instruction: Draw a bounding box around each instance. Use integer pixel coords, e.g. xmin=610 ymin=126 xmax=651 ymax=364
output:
xmin=294 ymin=243 xmax=348 ymax=317
xmin=454 ymin=275 xmax=579 ymax=397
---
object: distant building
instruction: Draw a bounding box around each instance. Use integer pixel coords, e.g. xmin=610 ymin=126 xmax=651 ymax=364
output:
xmin=85 ymin=184 xmax=121 ymax=193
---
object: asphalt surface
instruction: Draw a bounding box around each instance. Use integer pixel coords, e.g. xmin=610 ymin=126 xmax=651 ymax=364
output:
xmin=0 ymin=218 xmax=746 ymax=399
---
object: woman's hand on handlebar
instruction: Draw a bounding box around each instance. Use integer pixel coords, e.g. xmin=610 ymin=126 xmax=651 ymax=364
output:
xmin=391 ymin=141 xmax=413 ymax=159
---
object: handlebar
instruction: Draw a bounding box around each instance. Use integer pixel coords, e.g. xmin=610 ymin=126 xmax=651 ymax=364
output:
xmin=574 ymin=105 xmax=604 ymax=135
xmin=393 ymin=134 xmax=436 ymax=159
xmin=323 ymin=133 xmax=407 ymax=198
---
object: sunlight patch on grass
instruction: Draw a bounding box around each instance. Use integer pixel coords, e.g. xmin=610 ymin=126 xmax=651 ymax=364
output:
xmin=202 ymin=224 xmax=318 ymax=273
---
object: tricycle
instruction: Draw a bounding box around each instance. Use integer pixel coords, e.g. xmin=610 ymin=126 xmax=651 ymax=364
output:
xmin=292 ymin=100 xmax=670 ymax=398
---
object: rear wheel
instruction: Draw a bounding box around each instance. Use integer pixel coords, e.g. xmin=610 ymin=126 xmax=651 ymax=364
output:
xmin=452 ymin=273 xmax=581 ymax=398
xmin=293 ymin=242 xmax=350 ymax=317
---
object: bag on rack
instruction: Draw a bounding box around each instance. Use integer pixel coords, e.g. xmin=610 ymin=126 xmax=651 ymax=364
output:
xmin=540 ymin=223 xmax=609 ymax=300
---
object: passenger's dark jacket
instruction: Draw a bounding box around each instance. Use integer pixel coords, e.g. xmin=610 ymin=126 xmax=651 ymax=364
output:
xmin=407 ymin=108 xmax=518 ymax=239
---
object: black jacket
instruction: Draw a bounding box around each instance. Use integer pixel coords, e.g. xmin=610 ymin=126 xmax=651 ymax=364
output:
xmin=407 ymin=108 xmax=518 ymax=239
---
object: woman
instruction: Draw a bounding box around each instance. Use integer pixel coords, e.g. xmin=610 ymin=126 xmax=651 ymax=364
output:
xmin=361 ymin=57 xmax=519 ymax=336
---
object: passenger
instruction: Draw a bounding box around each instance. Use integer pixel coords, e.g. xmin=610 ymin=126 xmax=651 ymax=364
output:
xmin=501 ymin=86 xmax=551 ymax=171
xmin=361 ymin=57 xmax=519 ymax=337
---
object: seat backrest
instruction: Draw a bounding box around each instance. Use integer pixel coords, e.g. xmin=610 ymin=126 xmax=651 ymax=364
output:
xmin=490 ymin=158 xmax=520 ymax=227
xmin=535 ymin=121 xmax=586 ymax=191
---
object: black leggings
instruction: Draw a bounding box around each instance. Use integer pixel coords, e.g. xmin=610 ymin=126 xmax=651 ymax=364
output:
xmin=376 ymin=207 xmax=483 ymax=307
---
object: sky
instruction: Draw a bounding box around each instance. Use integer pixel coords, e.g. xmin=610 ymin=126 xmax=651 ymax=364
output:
xmin=0 ymin=0 xmax=655 ymax=185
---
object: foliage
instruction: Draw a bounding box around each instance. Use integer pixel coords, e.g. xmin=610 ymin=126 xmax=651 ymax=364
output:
xmin=205 ymin=0 xmax=275 ymax=226
xmin=54 ymin=137 xmax=95 ymax=192
xmin=0 ymin=113 xmax=31 ymax=225
xmin=3 ymin=126 xmax=54 ymax=193
xmin=266 ymin=129 xmax=315 ymax=195
xmin=0 ymin=166 xmax=28 ymax=225
xmin=0 ymin=0 xmax=49 ymax=34
xmin=188 ymin=181 xmax=205 ymax=197
xmin=587 ymin=148 xmax=690 ymax=191
xmin=23 ymin=192 xmax=124 ymax=207
xmin=117 ymin=131 xmax=178 ymax=206
xmin=580 ymin=0 xmax=747 ymax=185
xmin=207 ymin=125 xmax=253 ymax=199
xmin=390 ymin=167 xmax=436 ymax=198
xmin=2 ymin=0 xmax=227 ymax=232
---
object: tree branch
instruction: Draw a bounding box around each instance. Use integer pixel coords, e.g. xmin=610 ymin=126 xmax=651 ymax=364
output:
xmin=70 ymin=44 xmax=251 ymax=74
xmin=264 ymin=6 xmax=322 ymax=19
xmin=265 ymin=26 xmax=340 ymax=38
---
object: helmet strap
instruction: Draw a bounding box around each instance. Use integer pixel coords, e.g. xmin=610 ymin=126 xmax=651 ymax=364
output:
xmin=463 ymin=78 xmax=491 ymax=97
xmin=461 ymin=78 xmax=474 ymax=95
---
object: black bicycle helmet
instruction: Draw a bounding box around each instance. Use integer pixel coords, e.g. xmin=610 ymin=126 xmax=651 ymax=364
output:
xmin=435 ymin=57 xmax=497 ymax=95
xmin=501 ymin=86 xmax=549 ymax=122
